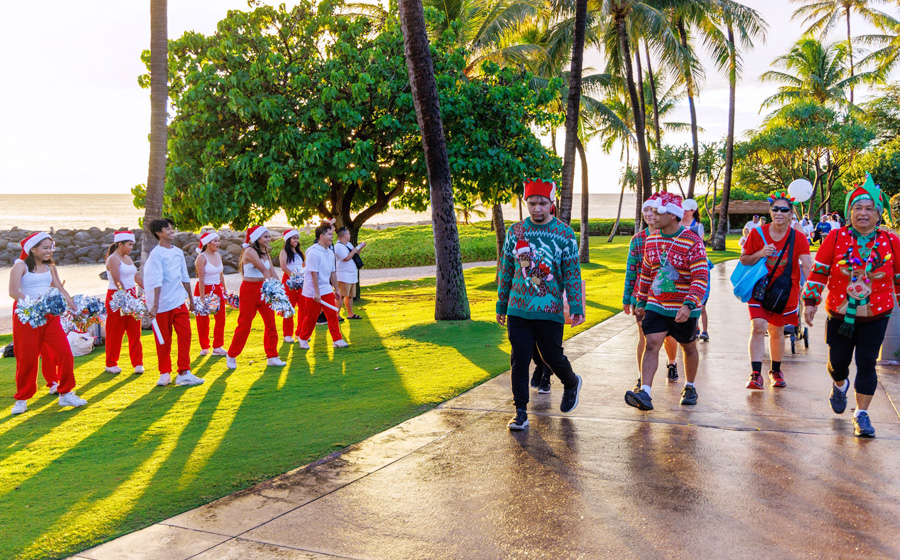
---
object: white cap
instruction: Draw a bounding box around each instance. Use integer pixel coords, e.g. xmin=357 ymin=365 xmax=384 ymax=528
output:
xmin=681 ymin=199 xmax=699 ymax=211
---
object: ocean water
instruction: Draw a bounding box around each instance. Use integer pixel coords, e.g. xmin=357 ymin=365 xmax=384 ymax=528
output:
xmin=0 ymin=193 xmax=637 ymax=231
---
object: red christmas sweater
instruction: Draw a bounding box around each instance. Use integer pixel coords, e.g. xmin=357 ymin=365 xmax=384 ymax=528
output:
xmin=635 ymin=226 xmax=708 ymax=318
xmin=802 ymin=226 xmax=900 ymax=321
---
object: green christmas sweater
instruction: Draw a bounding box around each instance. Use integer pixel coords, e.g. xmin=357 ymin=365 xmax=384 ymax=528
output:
xmin=496 ymin=217 xmax=585 ymax=324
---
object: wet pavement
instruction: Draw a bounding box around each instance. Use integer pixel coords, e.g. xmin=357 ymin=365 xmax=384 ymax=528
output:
xmin=72 ymin=261 xmax=900 ymax=559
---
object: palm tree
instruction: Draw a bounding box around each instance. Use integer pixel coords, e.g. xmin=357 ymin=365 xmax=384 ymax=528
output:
xmin=143 ymin=0 xmax=167 ymax=265
xmin=399 ymin=0 xmax=471 ymax=320
xmin=556 ymin=0 xmax=589 ymax=226
xmin=791 ymin=0 xmax=895 ymax=104
xmin=455 ymin=199 xmax=488 ymax=224
xmin=858 ymin=17 xmax=900 ymax=80
xmin=709 ymin=0 xmax=767 ymax=251
xmin=759 ymin=36 xmax=866 ymax=113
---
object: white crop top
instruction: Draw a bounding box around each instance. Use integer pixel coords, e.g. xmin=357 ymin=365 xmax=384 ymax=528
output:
xmin=108 ymin=260 xmax=137 ymax=290
xmin=202 ymin=255 xmax=224 ymax=285
xmin=284 ymin=255 xmax=304 ymax=275
xmin=20 ymin=269 xmax=52 ymax=299
xmin=243 ymin=257 xmax=271 ymax=279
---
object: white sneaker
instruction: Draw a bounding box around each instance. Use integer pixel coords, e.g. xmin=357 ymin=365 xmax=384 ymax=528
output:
xmin=284 ymin=336 xmax=294 ymax=343
xmin=58 ymin=392 xmax=87 ymax=408
xmin=333 ymin=339 xmax=349 ymax=348
xmin=267 ymin=357 xmax=287 ymax=367
xmin=47 ymin=382 xmax=59 ymax=395
xmin=176 ymin=372 xmax=205 ymax=386
xmin=11 ymin=400 xmax=27 ymax=415
xmin=105 ymin=366 xmax=122 ymax=374
xmin=199 ymin=348 xmax=210 ymax=356
xmin=297 ymin=339 xmax=310 ymax=349
xmin=157 ymin=373 xmax=171 ymax=386
xmin=226 ymin=356 xmax=237 ymax=369
xmin=212 ymin=347 xmax=227 ymax=356
xmin=134 ymin=365 xmax=145 ymax=374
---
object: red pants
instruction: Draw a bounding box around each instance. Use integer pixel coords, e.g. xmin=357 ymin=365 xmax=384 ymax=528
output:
xmin=105 ymin=289 xmax=143 ymax=367
xmin=194 ymin=283 xmax=226 ymax=349
xmin=298 ymin=293 xmax=343 ymax=342
xmin=13 ymin=308 xmax=76 ymax=400
xmin=154 ymin=304 xmax=191 ymax=374
xmin=40 ymin=345 xmax=59 ymax=386
xmin=282 ymin=273 xmax=305 ymax=338
xmin=227 ymin=280 xmax=278 ymax=358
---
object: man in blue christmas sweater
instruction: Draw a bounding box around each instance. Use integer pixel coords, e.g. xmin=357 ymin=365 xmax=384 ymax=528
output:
xmin=496 ymin=179 xmax=585 ymax=430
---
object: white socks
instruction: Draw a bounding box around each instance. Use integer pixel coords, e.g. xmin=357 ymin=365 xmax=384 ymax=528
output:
xmin=836 ymin=380 xmax=849 ymax=392
xmin=641 ymin=385 xmax=652 ymax=396
xmin=853 ymin=408 xmax=867 ymax=418
xmin=685 ymin=381 xmax=695 ymax=388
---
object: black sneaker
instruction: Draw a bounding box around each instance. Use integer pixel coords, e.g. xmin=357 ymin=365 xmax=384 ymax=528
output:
xmin=698 ymin=332 xmax=709 ymax=341
xmin=508 ymin=409 xmax=529 ymax=431
xmin=560 ymin=375 xmax=582 ymax=413
xmin=338 ymin=316 xmax=345 ymax=323
xmin=633 ymin=377 xmax=642 ymax=393
xmin=316 ymin=312 xmax=328 ymax=325
xmin=625 ymin=389 xmax=653 ymax=410
xmin=530 ymin=369 xmax=542 ymax=389
xmin=680 ymin=385 xmax=698 ymax=406
xmin=667 ymin=363 xmax=679 ymax=383
xmin=829 ymin=383 xmax=848 ymax=414
xmin=538 ymin=377 xmax=552 ymax=394
xmin=853 ymin=411 xmax=875 ymax=438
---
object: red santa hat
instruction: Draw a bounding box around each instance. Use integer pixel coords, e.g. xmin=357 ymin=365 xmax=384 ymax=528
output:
xmin=242 ymin=226 xmax=269 ymax=248
xmin=642 ymin=193 xmax=660 ymax=210
xmin=196 ymin=232 xmax=220 ymax=254
xmin=114 ymin=231 xmax=135 ymax=243
xmin=537 ymin=262 xmax=552 ymax=277
xmin=523 ymin=179 xmax=556 ymax=202
xmin=283 ymin=229 xmax=301 ymax=242
xmin=16 ymin=232 xmax=51 ymax=264
xmin=652 ymin=192 xmax=685 ymax=219
xmin=515 ymin=239 xmax=531 ymax=256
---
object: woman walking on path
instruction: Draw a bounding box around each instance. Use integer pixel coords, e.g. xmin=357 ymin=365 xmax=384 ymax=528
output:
xmin=226 ymin=226 xmax=286 ymax=369
xmin=279 ymin=229 xmax=305 ymax=342
xmin=625 ymin=193 xmax=709 ymax=411
xmin=334 ymin=227 xmax=366 ymax=320
xmin=740 ymin=192 xmax=811 ymax=390
xmin=194 ymin=232 xmax=227 ymax=357
xmin=802 ymin=175 xmax=900 ymax=438
xmin=297 ymin=223 xmax=348 ymax=349
xmin=9 ymin=232 xmax=87 ymax=414
xmin=104 ymin=231 xmax=144 ymax=374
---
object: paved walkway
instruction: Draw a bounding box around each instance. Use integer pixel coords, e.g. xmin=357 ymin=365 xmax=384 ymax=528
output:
xmin=72 ymin=261 xmax=900 ymax=559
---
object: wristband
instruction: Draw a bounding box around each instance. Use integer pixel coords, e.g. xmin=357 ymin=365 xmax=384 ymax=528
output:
xmin=684 ymin=300 xmax=697 ymax=310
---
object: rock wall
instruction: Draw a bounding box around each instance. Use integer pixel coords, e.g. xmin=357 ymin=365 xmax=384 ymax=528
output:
xmin=0 ymin=227 xmax=291 ymax=277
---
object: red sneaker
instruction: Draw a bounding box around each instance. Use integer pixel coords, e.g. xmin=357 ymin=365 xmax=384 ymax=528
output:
xmin=746 ymin=372 xmax=764 ymax=390
xmin=768 ymin=370 xmax=786 ymax=388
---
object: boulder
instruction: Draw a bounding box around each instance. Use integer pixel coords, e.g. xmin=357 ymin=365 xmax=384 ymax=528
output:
xmin=223 ymin=265 xmax=238 ymax=275
xmin=6 ymin=242 xmax=20 ymax=252
xmin=74 ymin=246 xmax=92 ymax=258
xmin=78 ymin=257 xmax=94 ymax=263
xmin=88 ymin=248 xmax=103 ymax=261
xmin=226 ymin=244 xmax=243 ymax=255
xmin=74 ymin=232 xmax=91 ymax=242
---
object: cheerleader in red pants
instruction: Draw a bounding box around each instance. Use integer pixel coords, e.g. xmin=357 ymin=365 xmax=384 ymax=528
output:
xmin=194 ymin=232 xmax=227 ymax=356
xmin=279 ymin=229 xmax=305 ymax=342
xmin=226 ymin=226 xmax=285 ymax=369
xmin=104 ymin=231 xmax=144 ymax=374
xmin=9 ymin=232 xmax=87 ymax=415
xmin=297 ymin=223 xmax=348 ymax=349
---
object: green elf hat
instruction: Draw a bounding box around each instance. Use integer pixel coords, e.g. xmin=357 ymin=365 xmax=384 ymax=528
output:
xmin=845 ymin=173 xmax=892 ymax=225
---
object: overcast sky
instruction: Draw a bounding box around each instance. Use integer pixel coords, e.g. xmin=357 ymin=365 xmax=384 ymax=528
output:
xmin=0 ymin=0 xmax=895 ymax=196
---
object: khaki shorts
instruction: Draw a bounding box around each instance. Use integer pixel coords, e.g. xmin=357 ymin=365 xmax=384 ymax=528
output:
xmin=338 ymin=281 xmax=357 ymax=298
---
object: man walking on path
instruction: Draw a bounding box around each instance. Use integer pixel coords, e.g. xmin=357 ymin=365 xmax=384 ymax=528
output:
xmin=497 ymin=179 xmax=585 ymax=430
xmin=626 ymin=193 xmax=709 ymax=411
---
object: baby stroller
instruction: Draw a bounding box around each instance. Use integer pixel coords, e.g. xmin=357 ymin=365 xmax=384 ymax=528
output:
xmin=784 ymin=267 xmax=809 ymax=354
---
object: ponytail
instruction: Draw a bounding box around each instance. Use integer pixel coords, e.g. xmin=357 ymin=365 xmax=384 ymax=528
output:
xmin=105 ymin=241 xmax=120 ymax=260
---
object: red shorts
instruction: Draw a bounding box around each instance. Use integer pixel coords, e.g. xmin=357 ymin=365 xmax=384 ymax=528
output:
xmin=748 ymin=303 xmax=799 ymax=327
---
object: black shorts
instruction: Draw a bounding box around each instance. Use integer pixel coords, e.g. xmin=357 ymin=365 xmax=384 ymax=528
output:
xmin=640 ymin=309 xmax=698 ymax=344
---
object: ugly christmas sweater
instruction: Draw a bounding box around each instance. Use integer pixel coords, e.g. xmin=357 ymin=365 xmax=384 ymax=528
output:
xmin=802 ymin=226 xmax=900 ymax=321
xmin=496 ymin=217 xmax=584 ymax=324
xmin=635 ymin=226 xmax=708 ymax=318
xmin=623 ymin=227 xmax=649 ymax=306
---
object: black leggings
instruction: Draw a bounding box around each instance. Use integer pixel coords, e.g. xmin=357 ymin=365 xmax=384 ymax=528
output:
xmin=826 ymin=316 xmax=889 ymax=396
xmin=508 ymin=315 xmax=578 ymax=409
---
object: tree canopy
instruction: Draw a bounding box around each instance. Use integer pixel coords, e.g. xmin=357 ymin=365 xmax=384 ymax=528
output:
xmin=133 ymin=0 xmax=560 ymax=234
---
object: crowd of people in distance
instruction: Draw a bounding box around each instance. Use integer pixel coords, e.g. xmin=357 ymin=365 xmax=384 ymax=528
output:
xmin=8 ymin=219 xmax=366 ymax=416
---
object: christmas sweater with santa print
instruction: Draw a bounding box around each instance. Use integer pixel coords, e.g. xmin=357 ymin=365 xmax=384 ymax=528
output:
xmin=635 ymin=226 xmax=708 ymax=318
xmin=802 ymin=226 xmax=900 ymax=321
xmin=496 ymin=217 xmax=584 ymax=324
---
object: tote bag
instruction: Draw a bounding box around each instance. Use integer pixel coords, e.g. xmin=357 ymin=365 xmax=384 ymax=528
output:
xmin=731 ymin=258 xmax=769 ymax=303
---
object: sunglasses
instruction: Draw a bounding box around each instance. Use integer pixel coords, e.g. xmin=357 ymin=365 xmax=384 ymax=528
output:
xmin=771 ymin=207 xmax=792 ymax=213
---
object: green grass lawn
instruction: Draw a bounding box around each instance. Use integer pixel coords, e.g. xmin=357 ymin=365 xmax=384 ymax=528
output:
xmin=0 ymin=235 xmax=741 ymax=560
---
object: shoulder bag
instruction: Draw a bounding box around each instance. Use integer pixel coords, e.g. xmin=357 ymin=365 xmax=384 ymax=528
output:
xmin=758 ymin=229 xmax=795 ymax=313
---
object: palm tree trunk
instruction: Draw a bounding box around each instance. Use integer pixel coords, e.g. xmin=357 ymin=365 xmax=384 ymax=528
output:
xmin=492 ymin=203 xmax=505 ymax=280
xmin=518 ymin=195 xmax=523 ymax=220
xmin=645 ymin=42 xmax=662 ymax=151
xmin=610 ymin=174 xmax=626 ymax=244
xmin=143 ymin=0 xmax=167 ymax=266
xmin=558 ymin=0 xmax=589 ymax=226
xmin=677 ymin=20 xmax=699 ymax=200
xmin=576 ymin=137 xmax=590 ymax=263
xmin=846 ymin=6 xmax=854 ymax=104
xmin=399 ymin=0 xmax=470 ymax=320
xmin=714 ymin=23 xmax=736 ymax=251
xmin=617 ymin=17 xmax=652 ymax=206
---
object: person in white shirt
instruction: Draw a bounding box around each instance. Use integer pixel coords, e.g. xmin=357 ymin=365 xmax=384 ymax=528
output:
xmin=744 ymin=215 xmax=761 ymax=232
xmin=144 ymin=219 xmax=202 ymax=387
xmin=104 ymin=231 xmax=144 ymax=375
xmin=297 ymin=223 xmax=348 ymax=349
xmin=279 ymin=229 xmax=305 ymax=342
xmin=194 ymin=232 xmax=227 ymax=357
xmin=681 ymin=199 xmax=705 ymax=239
xmin=333 ymin=227 xmax=366 ymax=320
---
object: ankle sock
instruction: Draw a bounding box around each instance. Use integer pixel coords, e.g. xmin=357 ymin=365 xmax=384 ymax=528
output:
xmin=853 ymin=408 xmax=867 ymax=418
xmin=772 ymin=361 xmax=781 ymax=372
xmin=641 ymin=385 xmax=652 ymax=396
xmin=751 ymin=361 xmax=762 ymax=373
xmin=836 ymin=380 xmax=849 ymax=392
xmin=685 ymin=381 xmax=695 ymax=388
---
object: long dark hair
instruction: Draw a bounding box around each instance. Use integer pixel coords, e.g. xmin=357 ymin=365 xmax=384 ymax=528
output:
xmin=285 ymin=236 xmax=304 ymax=264
xmin=252 ymin=239 xmax=268 ymax=259
xmin=24 ymin=249 xmax=54 ymax=274
xmin=105 ymin=241 xmax=121 ymax=260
